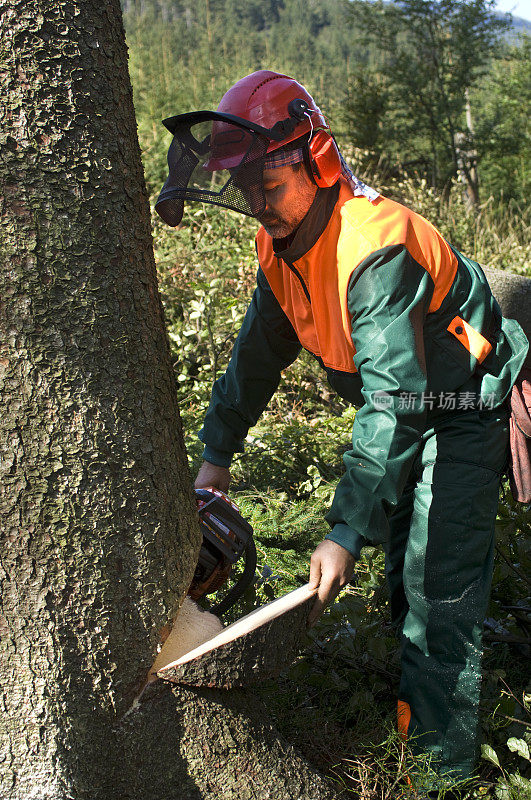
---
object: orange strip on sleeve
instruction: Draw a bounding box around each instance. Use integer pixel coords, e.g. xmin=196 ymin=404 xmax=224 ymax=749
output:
xmin=397 ymin=699 xmax=411 ymax=742
xmin=447 ymin=316 xmax=493 ymax=364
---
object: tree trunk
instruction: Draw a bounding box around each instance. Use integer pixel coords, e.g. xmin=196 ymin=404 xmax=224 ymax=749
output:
xmin=464 ymin=89 xmax=479 ymax=208
xmin=454 ymin=92 xmax=480 ymax=211
xmin=0 ymin=2 xmax=339 ymax=798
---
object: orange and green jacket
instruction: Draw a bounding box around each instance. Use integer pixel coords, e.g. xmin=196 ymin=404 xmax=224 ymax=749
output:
xmin=199 ymin=178 xmax=528 ymax=557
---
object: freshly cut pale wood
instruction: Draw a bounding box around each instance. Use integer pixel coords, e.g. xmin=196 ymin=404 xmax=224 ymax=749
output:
xmin=148 ymin=597 xmax=224 ymax=683
xmin=157 ymin=584 xmax=317 ymax=689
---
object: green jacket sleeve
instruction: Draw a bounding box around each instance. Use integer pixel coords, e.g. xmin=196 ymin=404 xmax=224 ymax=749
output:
xmin=199 ymin=267 xmax=302 ymax=466
xmin=325 ymin=245 xmax=435 ymax=557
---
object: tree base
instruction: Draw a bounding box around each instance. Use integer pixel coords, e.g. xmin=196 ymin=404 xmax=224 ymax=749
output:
xmin=114 ymin=680 xmax=341 ymax=800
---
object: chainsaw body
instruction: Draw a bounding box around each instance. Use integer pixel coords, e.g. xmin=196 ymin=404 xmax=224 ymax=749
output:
xmin=189 ymin=487 xmax=257 ymax=616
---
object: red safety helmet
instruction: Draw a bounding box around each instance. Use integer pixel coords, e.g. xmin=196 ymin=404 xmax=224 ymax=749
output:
xmin=206 ymin=71 xmax=326 ymax=165
xmin=205 ymin=70 xmax=341 ymax=188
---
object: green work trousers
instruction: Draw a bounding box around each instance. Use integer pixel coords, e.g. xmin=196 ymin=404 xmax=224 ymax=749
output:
xmin=385 ymin=396 xmax=510 ymax=783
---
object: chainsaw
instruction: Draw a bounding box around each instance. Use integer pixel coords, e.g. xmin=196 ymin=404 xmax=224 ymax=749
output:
xmin=128 ymin=486 xmax=257 ymax=705
xmin=189 ymin=487 xmax=257 ymax=616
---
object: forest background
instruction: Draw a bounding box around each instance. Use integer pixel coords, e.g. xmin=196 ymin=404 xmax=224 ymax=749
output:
xmin=122 ymin=2 xmax=530 ymax=797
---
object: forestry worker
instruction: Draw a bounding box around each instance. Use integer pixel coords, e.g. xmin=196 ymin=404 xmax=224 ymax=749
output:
xmin=155 ymin=71 xmax=529 ymax=795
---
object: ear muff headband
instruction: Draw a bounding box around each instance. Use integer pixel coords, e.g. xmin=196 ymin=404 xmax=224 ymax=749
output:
xmin=307 ymin=129 xmax=342 ymax=188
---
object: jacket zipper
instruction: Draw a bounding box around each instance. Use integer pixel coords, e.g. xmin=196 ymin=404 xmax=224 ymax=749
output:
xmin=277 ymin=256 xmax=311 ymax=304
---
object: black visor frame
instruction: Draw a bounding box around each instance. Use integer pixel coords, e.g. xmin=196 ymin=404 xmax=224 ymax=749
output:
xmin=161 ymin=109 xmax=293 ymax=142
xmin=155 ymin=104 xmax=308 ymax=226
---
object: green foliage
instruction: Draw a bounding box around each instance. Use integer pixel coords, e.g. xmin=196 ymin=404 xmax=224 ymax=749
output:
xmin=476 ymin=486 xmax=531 ymax=799
xmin=123 ymin=0 xmax=357 ymax=193
xmin=474 ymin=35 xmax=531 ymax=206
xmin=341 ymin=147 xmax=531 ymax=274
xmin=154 ymin=205 xmax=254 ymax=402
xmin=124 ymin=0 xmax=528 ymax=206
xmin=342 ymin=66 xmax=388 ymax=154
xmin=346 ymin=0 xmax=508 ymax=196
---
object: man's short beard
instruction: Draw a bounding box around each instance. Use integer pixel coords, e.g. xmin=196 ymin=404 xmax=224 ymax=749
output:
xmin=259 ymin=217 xmax=299 ymax=239
xmin=258 ymin=168 xmax=317 ymax=239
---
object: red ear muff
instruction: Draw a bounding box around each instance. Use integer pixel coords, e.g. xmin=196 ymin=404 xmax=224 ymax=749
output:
xmin=308 ymin=130 xmax=341 ymax=188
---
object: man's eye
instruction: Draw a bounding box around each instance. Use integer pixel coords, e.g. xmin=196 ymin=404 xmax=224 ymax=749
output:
xmin=264 ymin=185 xmax=280 ymax=192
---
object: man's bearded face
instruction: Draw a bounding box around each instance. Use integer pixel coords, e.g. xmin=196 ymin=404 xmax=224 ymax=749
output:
xmin=257 ymin=164 xmax=317 ymax=239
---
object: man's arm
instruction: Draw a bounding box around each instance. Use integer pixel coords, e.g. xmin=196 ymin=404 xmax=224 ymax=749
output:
xmin=197 ymin=266 xmax=302 ymax=486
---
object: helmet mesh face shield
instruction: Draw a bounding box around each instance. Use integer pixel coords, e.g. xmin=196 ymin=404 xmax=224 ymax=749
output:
xmin=155 ymin=112 xmax=272 ymax=226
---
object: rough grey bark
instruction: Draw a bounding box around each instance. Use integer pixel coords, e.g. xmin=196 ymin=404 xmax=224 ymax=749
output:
xmin=0 ymin=2 xmax=340 ymax=798
xmin=120 ymin=682 xmax=340 ymax=800
xmin=158 ymin=594 xmax=315 ymax=688
xmin=483 ymin=267 xmax=531 ymax=368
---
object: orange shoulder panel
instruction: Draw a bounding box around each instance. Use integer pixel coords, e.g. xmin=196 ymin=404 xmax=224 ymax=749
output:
xmin=339 ymin=195 xmax=458 ymax=313
xmin=256 ymin=181 xmax=458 ymax=374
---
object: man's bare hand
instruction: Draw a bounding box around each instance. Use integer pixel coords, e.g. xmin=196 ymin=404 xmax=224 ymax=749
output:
xmin=307 ymin=539 xmax=356 ymax=626
xmin=194 ymin=460 xmax=231 ymax=493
